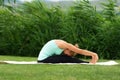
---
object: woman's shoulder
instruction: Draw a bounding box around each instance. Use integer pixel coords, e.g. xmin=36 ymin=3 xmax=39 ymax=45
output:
xmin=54 ymin=39 xmax=69 ymax=49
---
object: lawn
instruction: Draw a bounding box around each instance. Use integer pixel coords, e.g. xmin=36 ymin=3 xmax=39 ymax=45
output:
xmin=0 ymin=55 xmax=120 ymax=80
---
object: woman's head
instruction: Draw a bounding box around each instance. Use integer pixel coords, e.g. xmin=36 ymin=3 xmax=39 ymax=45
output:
xmin=63 ymin=49 xmax=75 ymax=56
xmin=63 ymin=43 xmax=79 ymax=57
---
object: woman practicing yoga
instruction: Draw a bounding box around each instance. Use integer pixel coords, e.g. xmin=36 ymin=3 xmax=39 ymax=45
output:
xmin=37 ymin=39 xmax=98 ymax=64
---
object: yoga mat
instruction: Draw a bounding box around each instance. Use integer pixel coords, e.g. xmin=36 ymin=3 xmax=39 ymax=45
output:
xmin=0 ymin=60 xmax=119 ymax=65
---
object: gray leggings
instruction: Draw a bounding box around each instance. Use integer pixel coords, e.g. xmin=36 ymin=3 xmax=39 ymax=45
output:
xmin=37 ymin=55 xmax=89 ymax=63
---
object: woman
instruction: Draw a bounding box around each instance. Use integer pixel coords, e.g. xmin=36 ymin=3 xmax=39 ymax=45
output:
xmin=37 ymin=39 xmax=98 ymax=64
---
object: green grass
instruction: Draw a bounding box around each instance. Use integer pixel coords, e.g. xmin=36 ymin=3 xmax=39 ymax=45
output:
xmin=0 ymin=55 xmax=120 ymax=80
xmin=0 ymin=55 xmax=36 ymax=61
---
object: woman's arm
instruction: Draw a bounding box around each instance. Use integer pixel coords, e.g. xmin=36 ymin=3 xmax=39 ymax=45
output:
xmin=60 ymin=41 xmax=98 ymax=63
xmin=79 ymin=49 xmax=98 ymax=63
xmin=68 ymin=43 xmax=98 ymax=64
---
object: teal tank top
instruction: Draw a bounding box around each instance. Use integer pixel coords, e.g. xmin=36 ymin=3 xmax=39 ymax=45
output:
xmin=38 ymin=40 xmax=64 ymax=60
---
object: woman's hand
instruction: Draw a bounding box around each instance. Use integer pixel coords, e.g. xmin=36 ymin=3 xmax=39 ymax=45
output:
xmin=90 ymin=53 xmax=99 ymax=64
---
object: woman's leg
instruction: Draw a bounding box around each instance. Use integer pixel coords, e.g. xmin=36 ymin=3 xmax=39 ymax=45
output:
xmin=38 ymin=55 xmax=89 ymax=63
